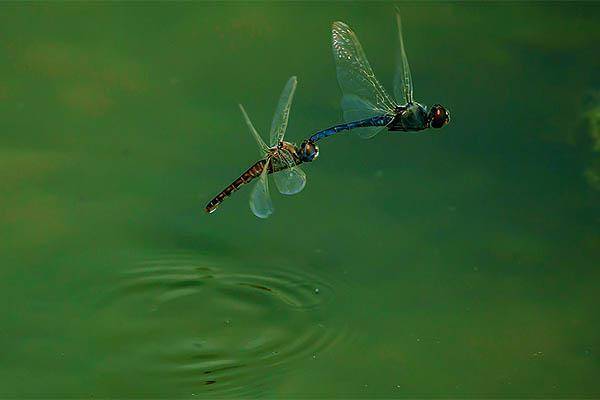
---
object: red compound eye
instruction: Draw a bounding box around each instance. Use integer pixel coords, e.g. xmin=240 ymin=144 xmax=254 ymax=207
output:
xmin=430 ymin=105 xmax=450 ymax=129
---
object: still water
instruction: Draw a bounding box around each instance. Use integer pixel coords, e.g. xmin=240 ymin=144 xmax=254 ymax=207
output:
xmin=1 ymin=2 xmax=599 ymax=398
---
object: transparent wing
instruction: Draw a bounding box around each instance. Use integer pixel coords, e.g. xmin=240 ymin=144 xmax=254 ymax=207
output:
xmin=341 ymin=94 xmax=388 ymax=139
xmin=239 ymin=104 xmax=269 ymax=155
xmin=393 ymin=8 xmax=414 ymax=104
xmin=249 ymin=160 xmax=274 ymax=219
xmin=332 ymin=21 xmax=397 ymax=127
xmin=269 ymin=76 xmax=297 ymax=147
xmin=273 ymin=149 xmax=306 ymax=195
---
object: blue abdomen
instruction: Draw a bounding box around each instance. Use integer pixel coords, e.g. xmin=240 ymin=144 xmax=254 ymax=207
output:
xmin=309 ymin=115 xmax=392 ymax=142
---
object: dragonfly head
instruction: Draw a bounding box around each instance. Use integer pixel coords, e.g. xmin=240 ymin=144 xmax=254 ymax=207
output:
xmin=298 ymin=140 xmax=319 ymax=162
xmin=428 ymin=104 xmax=450 ymax=129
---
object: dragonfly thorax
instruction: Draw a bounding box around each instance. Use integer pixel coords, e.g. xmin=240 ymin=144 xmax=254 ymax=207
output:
xmin=266 ymin=141 xmax=302 ymax=172
xmin=388 ymin=102 xmax=429 ymax=131
xmin=271 ymin=141 xmax=297 ymax=158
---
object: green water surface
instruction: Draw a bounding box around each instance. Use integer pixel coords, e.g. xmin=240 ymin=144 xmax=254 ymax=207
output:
xmin=1 ymin=2 xmax=599 ymax=398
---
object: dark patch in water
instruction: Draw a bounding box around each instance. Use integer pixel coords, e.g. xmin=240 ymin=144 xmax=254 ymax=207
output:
xmin=239 ymin=282 xmax=273 ymax=292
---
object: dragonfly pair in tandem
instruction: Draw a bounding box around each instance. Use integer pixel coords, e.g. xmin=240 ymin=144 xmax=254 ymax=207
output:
xmin=206 ymin=9 xmax=450 ymax=218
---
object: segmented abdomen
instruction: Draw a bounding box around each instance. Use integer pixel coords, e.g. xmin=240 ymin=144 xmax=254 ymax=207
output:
xmin=309 ymin=114 xmax=392 ymax=142
xmin=205 ymin=159 xmax=267 ymax=214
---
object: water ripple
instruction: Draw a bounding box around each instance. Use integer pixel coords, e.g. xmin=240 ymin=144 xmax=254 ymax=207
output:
xmin=96 ymin=251 xmax=347 ymax=397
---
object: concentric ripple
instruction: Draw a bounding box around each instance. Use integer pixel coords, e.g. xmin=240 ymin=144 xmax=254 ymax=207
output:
xmin=94 ymin=251 xmax=347 ymax=397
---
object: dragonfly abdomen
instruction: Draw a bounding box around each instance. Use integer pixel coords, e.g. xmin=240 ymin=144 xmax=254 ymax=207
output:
xmin=205 ymin=159 xmax=267 ymax=214
xmin=309 ymin=115 xmax=392 ymax=142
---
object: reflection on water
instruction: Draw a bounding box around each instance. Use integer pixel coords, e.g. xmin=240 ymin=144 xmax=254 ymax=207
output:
xmin=96 ymin=251 xmax=345 ymax=397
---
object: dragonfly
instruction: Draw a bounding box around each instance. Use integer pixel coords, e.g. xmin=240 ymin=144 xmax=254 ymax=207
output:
xmin=308 ymin=8 xmax=450 ymax=143
xmin=205 ymin=76 xmax=319 ymax=218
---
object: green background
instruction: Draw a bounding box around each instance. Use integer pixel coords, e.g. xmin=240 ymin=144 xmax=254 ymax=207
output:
xmin=1 ymin=2 xmax=599 ymax=398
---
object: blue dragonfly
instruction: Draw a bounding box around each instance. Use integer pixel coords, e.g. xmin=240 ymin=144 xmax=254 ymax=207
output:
xmin=205 ymin=76 xmax=319 ymax=218
xmin=309 ymin=9 xmax=450 ymax=143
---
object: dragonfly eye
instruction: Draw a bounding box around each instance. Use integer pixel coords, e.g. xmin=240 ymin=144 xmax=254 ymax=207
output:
xmin=299 ymin=140 xmax=319 ymax=162
xmin=429 ymin=104 xmax=450 ymax=129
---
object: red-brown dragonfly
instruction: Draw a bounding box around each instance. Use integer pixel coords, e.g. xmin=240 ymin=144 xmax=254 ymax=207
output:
xmin=205 ymin=76 xmax=319 ymax=218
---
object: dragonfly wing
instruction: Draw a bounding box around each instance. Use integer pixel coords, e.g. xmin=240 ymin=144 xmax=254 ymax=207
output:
xmin=239 ymin=104 xmax=269 ymax=155
xmin=332 ymin=21 xmax=397 ymax=128
xmin=341 ymin=94 xmax=388 ymax=139
xmin=273 ymin=149 xmax=306 ymax=195
xmin=269 ymin=76 xmax=297 ymax=147
xmin=393 ymin=8 xmax=414 ymax=104
xmin=249 ymin=161 xmax=274 ymax=219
